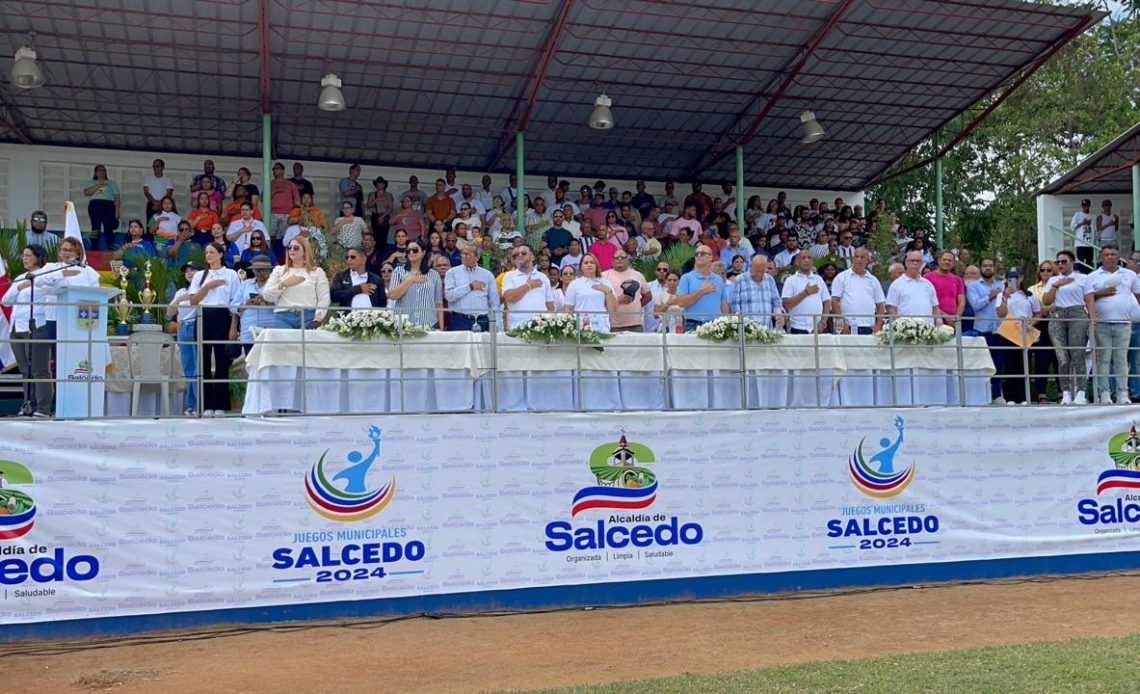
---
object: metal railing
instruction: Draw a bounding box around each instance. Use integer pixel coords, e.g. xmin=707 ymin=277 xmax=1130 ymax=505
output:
xmin=0 ymin=299 xmax=1127 ymax=418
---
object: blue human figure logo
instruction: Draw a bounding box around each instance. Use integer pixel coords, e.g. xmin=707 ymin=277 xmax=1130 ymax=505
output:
xmin=332 ymin=425 xmax=382 ymax=493
xmin=869 ymin=416 xmax=905 ymax=475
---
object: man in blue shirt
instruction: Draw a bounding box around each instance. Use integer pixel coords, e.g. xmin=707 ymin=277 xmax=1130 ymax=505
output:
xmin=674 ymin=246 xmax=729 ymax=328
xmin=730 ymin=253 xmax=784 ymax=328
xmin=966 ymin=257 xmax=1004 ymax=403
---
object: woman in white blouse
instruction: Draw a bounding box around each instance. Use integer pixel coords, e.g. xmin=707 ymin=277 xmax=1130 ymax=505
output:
xmin=263 ymin=235 xmax=331 ymax=329
xmin=1 ymin=244 xmax=49 ymax=416
xmin=187 ymin=242 xmax=242 ymax=415
xmin=563 ymin=254 xmax=617 ymax=332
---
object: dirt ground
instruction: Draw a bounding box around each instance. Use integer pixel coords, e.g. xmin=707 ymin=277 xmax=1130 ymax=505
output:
xmin=2 ymin=573 xmax=1137 ymax=694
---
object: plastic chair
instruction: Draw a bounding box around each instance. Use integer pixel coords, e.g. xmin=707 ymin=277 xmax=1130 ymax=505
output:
xmin=128 ymin=331 xmax=173 ymax=416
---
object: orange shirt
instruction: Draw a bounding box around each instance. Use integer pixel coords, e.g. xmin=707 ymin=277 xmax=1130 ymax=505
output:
xmin=289 ymin=206 xmax=327 ymax=230
xmin=188 ymin=208 xmax=220 ymax=231
xmin=425 ymin=195 xmax=456 ymax=223
xmin=223 ymin=200 xmax=262 ymax=222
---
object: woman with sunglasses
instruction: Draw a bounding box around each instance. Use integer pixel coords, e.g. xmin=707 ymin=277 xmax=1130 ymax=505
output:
xmin=187 ymin=243 xmax=241 ymax=415
xmin=552 ymin=264 xmax=575 ymax=311
xmin=387 ymin=242 xmax=443 ymax=329
xmin=263 ymin=236 xmax=330 ymax=329
xmin=379 ymin=263 xmax=394 ymax=306
xmin=1029 ymin=260 xmax=1058 ymax=403
xmin=240 ymin=230 xmax=277 ymax=269
xmin=27 ymin=237 xmax=101 ymax=417
xmin=1042 ymin=250 xmax=1089 ymax=404
xmin=1 ymin=245 xmax=49 ymax=416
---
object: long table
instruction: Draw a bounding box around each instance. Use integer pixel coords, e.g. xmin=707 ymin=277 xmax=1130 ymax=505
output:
xmin=241 ymin=330 xmax=995 ymax=413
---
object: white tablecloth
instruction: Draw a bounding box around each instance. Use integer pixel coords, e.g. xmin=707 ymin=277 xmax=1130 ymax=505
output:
xmin=243 ymin=331 xmax=994 ymax=414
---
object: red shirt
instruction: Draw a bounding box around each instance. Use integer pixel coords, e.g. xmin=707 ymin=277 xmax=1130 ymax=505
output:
xmin=269 ymin=178 xmax=300 ymax=215
xmin=591 ymin=239 xmax=618 ymax=271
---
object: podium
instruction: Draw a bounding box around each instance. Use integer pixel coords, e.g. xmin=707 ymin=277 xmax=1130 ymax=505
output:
xmin=55 ymin=285 xmax=121 ymax=418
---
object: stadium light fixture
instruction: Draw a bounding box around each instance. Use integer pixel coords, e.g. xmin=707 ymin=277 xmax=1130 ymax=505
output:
xmin=588 ymin=92 xmax=614 ymax=130
xmin=318 ymin=73 xmax=346 ymax=112
xmin=800 ymin=110 xmax=825 ymax=144
xmin=10 ymin=46 xmax=44 ymax=90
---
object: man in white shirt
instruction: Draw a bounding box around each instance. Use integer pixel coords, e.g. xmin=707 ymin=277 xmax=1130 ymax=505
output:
xmin=226 ymin=202 xmax=269 ymax=252
xmin=560 ymin=239 xmax=584 ymax=269
xmin=1084 ymin=244 xmax=1140 ymax=405
xmin=773 ymin=233 xmax=802 ymax=269
xmin=538 ymin=175 xmax=559 ymax=210
xmin=330 ymin=247 xmax=383 ymax=310
xmin=445 ymin=245 xmax=500 ymax=331
xmin=474 ymin=174 xmax=496 ymax=212
xmin=143 ymin=158 xmax=175 ymax=221
xmin=1096 ymin=199 xmax=1120 ymax=249
xmin=886 ymin=250 xmax=942 ymax=325
xmin=1071 ymin=199 xmax=1095 ymax=270
xmin=456 ymin=184 xmax=487 ymax=218
xmin=781 ymin=250 xmax=830 ymax=334
xmin=501 ymin=245 xmax=554 ymax=328
xmin=831 ymin=248 xmax=885 ymax=334
xmin=499 ymin=174 xmax=519 ymax=214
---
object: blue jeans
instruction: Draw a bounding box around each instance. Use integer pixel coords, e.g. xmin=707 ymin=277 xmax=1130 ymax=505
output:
xmin=178 ymin=320 xmax=198 ymax=411
xmin=274 ymin=310 xmax=315 ymax=329
xmin=1128 ymin=322 xmax=1140 ymax=397
xmin=1096 ymin=322 xmax=1131 ymax=396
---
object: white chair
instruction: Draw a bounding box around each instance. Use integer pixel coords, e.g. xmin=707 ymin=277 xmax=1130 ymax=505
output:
xmin=128 ymin=331 xmax=173 ymax=416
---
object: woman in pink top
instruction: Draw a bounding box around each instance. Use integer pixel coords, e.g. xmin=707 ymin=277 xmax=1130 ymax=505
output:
xmin=605 ymin=210 xmax=628 ymax=247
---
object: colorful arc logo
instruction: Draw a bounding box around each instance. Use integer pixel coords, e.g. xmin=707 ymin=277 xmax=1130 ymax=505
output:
xmin=302 ymin=426 xmax=396 ymax=522
xmin=0 ymin=461 xmax=36 ymax=540
xmin=571 ymin=434 xmax=658 ymax=517
xmin=849 ymin=438 xmax=914 ymax=498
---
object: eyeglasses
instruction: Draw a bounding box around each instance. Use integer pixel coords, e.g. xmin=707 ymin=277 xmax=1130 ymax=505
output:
xmin=1056 ymin=259 xmax=1070 ymax=264
xmin=656 ymin=267 xmax=669 ymax=272
xmin=32 ymin=216 xmax=46 ymax=222
xmin=288 ymin=245 xmax=302 ymax=251
xmin=408 ymin=248 xmax=423 ymax=254
xmin=614 ymin=254 xmax=628 ymax=260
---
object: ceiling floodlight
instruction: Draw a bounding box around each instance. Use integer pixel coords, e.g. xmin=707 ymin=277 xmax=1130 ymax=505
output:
xmin=800 ymin=110 xmax=825 ymax=144
xmin=10 ymin=46 xmax=44 ymax=90
xmin=318 ymin=73 xmax=346 ymax=112
xmin=588 ymin=92 xmax=614 ymax=130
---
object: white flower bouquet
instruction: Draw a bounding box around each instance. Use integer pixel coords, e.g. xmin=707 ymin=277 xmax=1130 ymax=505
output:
xmin=506 ymin=312 xmax=614 ymax=350
xmin=875 ymin=317 xmax=954 ymax=346
xmin=322 ymin=309 xmax=431 ymax=340
xmin=693 ymin=315 xmax=783 ymax=344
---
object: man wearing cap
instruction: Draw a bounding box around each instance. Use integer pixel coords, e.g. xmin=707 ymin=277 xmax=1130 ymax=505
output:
xmin=887 ymin=250 xmax=942 ymax=326
xmin=25 ymin=210 xmax=58 ymax=248
xmin=602 ymin=250 xmax=650 ymax=333
xmin=331 ymin=246 xmax=385 ymax=310
xmin=631 ymin=181 xmax=656 ymax=221
xmin=230 ymin=255 xmax=277 ymax=356
xmin=1071 ymin=199 xmax=1095 ymax=269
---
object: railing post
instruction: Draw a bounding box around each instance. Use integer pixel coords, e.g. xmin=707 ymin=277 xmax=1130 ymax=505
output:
xmin=738 ymin=313 xmax=747 ymax=409
xmin=489 ymin=306 xmax=499 ymax=413
xmin=955 ymin=320 xmax=966 ymax=407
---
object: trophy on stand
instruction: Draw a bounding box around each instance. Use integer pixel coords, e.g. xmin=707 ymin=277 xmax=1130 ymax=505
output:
xmin=133 ymin=260 xmax=162 ymax=332
xmin=115 ymin=265 xmax=132 ymax=335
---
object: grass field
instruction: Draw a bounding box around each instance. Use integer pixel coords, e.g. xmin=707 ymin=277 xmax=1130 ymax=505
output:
xmin=509 ymin=633 xmax=1140 ymax=694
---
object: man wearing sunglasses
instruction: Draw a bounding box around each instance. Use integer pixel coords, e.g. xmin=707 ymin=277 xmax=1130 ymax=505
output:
xmin=26 ymin=211 xmax=58 ymax=248
xmin=501 ymin=245 xmax=554 ymax=329
xmin=672 ymin=246 xmax=729 ymax=329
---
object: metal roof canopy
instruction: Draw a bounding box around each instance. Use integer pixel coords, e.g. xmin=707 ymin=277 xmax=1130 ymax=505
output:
xmin=0 ymin=0 xmax=1100 ymax=191
xmin=1038 ymin=120 xmax=1140 ymax=197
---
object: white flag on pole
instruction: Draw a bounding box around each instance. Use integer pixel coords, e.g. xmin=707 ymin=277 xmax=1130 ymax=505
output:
xmin=63 ymin=201 xmax=84 ymax=242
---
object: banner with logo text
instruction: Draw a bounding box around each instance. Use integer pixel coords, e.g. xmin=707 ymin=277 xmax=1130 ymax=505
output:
xmin=2 ymin=409 xmax=1140 ymax=626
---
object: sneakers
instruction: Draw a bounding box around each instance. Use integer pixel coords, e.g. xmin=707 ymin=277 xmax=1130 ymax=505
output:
xmin=1074 ymin=391 xmax=1088 ymax=405
xmin=1117 ymin=392 xmax=1132 ymax=406
xmin=1099 ymin=392 xmax=1114 ymax=405
xmin=1060 ymin=391 xmax=1072 ymax=405
xmin=991 ymin=396 xmax=1007 ymax=406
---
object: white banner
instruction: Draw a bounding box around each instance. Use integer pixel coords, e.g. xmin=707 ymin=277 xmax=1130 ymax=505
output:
xmin=2 ymin=408 xmax=1140 ymax=625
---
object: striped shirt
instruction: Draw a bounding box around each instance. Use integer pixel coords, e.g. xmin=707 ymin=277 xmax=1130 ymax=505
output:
xmin=729 ymin=273 xmax=782 ymax=327
xmin=389 ymin=265 xmax=442 ymax=328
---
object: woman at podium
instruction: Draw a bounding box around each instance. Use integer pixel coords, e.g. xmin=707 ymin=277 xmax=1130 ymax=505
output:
xmin=36 ymin=237 xmax=100 ymax=417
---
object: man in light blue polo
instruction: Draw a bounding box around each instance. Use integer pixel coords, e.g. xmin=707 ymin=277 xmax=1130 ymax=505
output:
xmin=966 ymin=257 xmax=1004 ymax=403
xmin=673 ymin=246 xmax=728 ymax=329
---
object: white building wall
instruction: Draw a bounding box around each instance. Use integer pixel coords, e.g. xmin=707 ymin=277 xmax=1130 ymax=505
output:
xmin=1036 ymin=193 xmax=1136 ymax=262
xmin=0 ymin=143 xmax=863 ymax=230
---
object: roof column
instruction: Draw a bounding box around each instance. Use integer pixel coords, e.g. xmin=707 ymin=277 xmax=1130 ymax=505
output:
xmin=516 ymin=131 xmax=526 ymax=245
xmin=261 ymin=113 xmax=272 ymax=226
xmin=735 ymin=145 xmax=745 ymax=238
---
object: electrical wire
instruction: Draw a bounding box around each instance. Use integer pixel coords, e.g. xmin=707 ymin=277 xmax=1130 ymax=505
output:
xmin=2 ymin=569 xmax=1136 ymax=659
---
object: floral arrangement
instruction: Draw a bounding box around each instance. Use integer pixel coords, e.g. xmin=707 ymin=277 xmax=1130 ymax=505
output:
xmin=506 ymin=312 xmax=613 ymax=350
xmin=875 ymin=317 xmax=954 ymax=345
xmin=322 ymin=309 xmax=430 ymax=340
xmin=692 ymin=315 xmax=783 ymax=344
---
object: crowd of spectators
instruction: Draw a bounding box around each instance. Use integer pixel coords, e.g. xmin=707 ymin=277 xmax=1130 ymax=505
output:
xmin=9 ymin=160 xmax=1137 ymax=415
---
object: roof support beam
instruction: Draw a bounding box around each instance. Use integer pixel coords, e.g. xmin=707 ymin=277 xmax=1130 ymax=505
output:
xmin=681 ymin=0 xmax=855 ymax=181
xmin=863 ymin=14 xmax=1094 ymax=189
xmin=258 ymin=0 xmax=271 ymax=114
xmin=1055 ymin=157 xmax=1140 ymax=195
xmin=0 ymin=92 xmax=33 ymax=145
xmin=484 ymin=0 xmax=577 ymax=171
